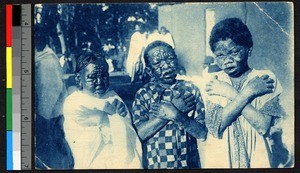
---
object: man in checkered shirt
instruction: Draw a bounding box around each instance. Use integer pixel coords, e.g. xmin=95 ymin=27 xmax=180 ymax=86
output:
xmin=132 ymin=41 xmax=208 ymax=169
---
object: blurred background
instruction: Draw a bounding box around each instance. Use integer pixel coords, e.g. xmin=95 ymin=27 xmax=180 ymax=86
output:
xmin=34 ymin=2 xmax=294 ymax=167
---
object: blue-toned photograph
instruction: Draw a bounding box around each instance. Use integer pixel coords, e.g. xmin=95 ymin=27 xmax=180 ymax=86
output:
xmin=34 ymin=2 xmax=294 ymax=169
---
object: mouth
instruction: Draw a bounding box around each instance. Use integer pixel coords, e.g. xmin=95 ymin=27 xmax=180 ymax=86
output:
xmin=225 ymin=66 xmax=235 ymax=70
xmin=94 ymin=88 xmax=107 ymax=95
xmin=162 ymin=71 xmax=176 ymax=79
xmin=224 ymin=66 xmax=236 ymax=72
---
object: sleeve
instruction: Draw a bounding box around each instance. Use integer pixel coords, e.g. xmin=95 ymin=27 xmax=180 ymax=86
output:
xmin=36 ymin=56 xmax=64 ymax=120
xmin=259 ymin=95 xmax=286 ymax=118
xmin=192 ymin=85 xmax=206 ymax=126
xmin=131 ymin=88 xmax=150 ymax=127
xmin=258 ymin=74 xmax=285 ymax=118
xmin=261 ymin=95 xmax=287 ymax=137
xmin=110 ymin=93 xmax=131 ymax=120
xmin=205 ymin=100 xmax=223 ymax=139
xmin=257 ymin=72 xmax=286 ymax=135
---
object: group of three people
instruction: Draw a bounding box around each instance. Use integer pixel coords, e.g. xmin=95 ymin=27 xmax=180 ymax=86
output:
xmin=36 ymin=17 xmax=287 ymax=169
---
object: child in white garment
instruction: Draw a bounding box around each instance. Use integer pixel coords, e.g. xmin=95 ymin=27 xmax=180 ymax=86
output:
xmin=63 ymin=52 xmax=142 ymax=169
xmin=203 ymin=18 xmax=288 ymax=168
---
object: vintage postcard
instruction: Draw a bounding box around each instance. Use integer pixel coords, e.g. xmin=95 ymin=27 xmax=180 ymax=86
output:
xmin=34 ymin=2 xmax=294 ymax=170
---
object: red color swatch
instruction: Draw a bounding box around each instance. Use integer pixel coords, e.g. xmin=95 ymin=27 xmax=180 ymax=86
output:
xmin=6 ymin=4 xmax=12 ymax=47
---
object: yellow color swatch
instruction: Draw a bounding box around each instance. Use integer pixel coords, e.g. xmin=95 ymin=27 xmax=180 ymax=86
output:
xmin=6 ymin=47 xmax=12 ymax=88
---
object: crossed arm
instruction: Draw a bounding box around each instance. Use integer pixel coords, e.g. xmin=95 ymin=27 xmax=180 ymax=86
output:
xmin=134 ymin=116 xmax=169 ymax=141
xmin=205 ymin=75 xmax=275 ymax=136
xmin=74 ymin=99 xmax=128 ymax=127
xmin=133 ymin=92 xmax=207 ymax=142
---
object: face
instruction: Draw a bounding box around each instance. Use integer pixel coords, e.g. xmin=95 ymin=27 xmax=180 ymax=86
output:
xmin=147 ymin=46 xmax=178 ymax=84
xmin=213 ymin=38 xmax=250 ymax=77
xmin=80 ymin=61 xmax=109 ymax=98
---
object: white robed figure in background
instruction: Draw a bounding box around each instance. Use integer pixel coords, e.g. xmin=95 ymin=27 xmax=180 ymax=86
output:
xmin=159 ymin=26 xmax=175 ymax=49
xmin=126 ymin=24 xmax=147 ymax=82
xmin=145 ymin=29 xmax=160 ymax=47
xmin=63 ymin=52 xmax=142 ymax=169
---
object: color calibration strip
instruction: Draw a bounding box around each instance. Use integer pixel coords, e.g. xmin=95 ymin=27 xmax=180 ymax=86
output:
xmin=13 ymin=5 xmax=22 ymax=170
xmin=7 ymin=4 xmax=23 ymax=170
xmin=6 ymin=4 xmax=13 ymax=170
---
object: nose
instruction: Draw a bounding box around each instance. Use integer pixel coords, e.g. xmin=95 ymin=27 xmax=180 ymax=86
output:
xmin=96 ymin=77 xmax=102 ymax=85
xmin=161 ymin=60 xmax=170 ymax=69
xmin=223 ymin=55 xmax=234 ymax=64
xmin=95 ymin=78 xmax=103 ymax=90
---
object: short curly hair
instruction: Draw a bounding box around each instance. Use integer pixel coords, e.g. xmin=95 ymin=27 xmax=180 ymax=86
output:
xmin=76 ymin=51 xmax=108 ymax=73
xmin=143 ymin=41 xmax=175 ymax=67
xmin=209 ymin=18 xmax=253 ymax=52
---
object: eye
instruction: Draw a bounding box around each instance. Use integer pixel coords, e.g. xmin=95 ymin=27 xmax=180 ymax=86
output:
xmin=91 ymin=74 xmax=97 ymax=78
xmin=231 ymin=50 xmax=239 ymax=56
xmin=86 ymin=78 xmax=94 ymax=83
xmin=167 ymin=58 xmax=175 ymax=63
xmin=153 ymin=61 xmax=160 ymax=65
xmin=152 ymin=61 xmax=161 ymax=67
xmin=216 ymin=54 xmax=225 ymax=59
xmin=168 ymin=55 xmax=174 ymax=59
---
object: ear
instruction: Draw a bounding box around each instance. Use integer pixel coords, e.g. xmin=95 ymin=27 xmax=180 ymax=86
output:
xmin=75 ymin=73 xmax=81 ymax=82
xmin=248 ymin=47 xmax=253 ymax=56
xmin=145 ymin=67 xmax=153 ymax=77
xmin=75 ymin=73 xmax=83 ymax=90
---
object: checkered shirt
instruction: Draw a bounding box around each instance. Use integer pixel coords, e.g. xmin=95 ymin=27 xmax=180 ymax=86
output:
xmin=132 ymin=80 xmax=205 ymax=169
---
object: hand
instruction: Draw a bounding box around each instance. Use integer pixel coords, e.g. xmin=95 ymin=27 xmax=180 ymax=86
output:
xmin=172 ymin=93 xmax=196 ymax=113
xmin=112 ymin=99 xmax=128 ymax=117
xmin=149 ymin=101 xmax=180 ymax=121
xmin=103 ymin=102 xmax=117 ymax=115
xmin=76 ymin=106 xmax=107 ymax=117
xmin=205 ymin=76 xmax=238 ymax=100
xmin=76 ymin=106 xmax=108 ymax=126
xmin=242 ymin=75 xmax=274 ymax=98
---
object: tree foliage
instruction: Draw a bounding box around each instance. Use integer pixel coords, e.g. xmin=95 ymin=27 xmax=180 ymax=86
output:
xmin=35 ymin=3 xmax=158 ymax=64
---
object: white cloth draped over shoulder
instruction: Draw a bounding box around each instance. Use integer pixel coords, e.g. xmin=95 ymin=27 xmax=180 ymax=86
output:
xmin=202 ymin=69 xmax=284 ymax=168
xmin=63 ymin=89 xmax=142 ymax=169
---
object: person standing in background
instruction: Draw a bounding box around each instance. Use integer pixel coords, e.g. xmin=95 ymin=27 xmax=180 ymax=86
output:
xmin=35 ymin=24 xmax=74 ymax=169
xmin=160 ymin=26 xmax=175 ymax=49
xmin=146 ymin=29 xmax=161 ymax=46
xmin=126 ymin=23 xmax=148 ymax=82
